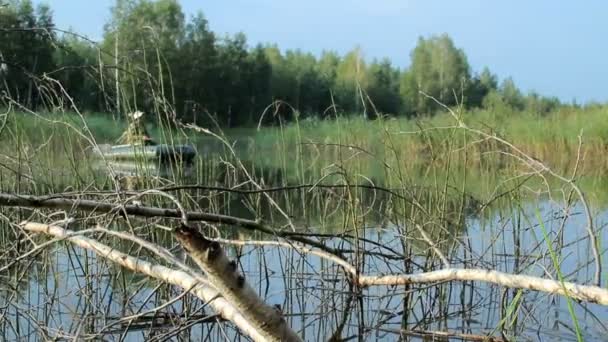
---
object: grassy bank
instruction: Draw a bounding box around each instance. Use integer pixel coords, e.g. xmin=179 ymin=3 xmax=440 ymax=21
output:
xmin=247 ymin=106 xmax=608 ymax=177
xmin=0 ymin=110 xmax=197 ymax=193
xmin=0 ymin=110 xmax=194 ymax=145
xmin=6 ymin=106 xmax=608 ymax=151
xmin=3 ymin=106 xmax=608 ymax=205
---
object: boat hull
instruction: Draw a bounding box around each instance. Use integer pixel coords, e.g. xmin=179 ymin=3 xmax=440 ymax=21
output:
xmin=92 ymin=144 xmax=197 ymax=163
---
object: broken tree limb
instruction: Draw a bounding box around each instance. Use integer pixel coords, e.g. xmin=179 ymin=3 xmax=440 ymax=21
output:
xmin=206 ymin=238 xmax=608 ymax=306
xmin=358 ymin=269 xmax=608 ymax=305
xmin=18 ymin=221 xmax=273 ymax=342
xmin=175 ymin=225 xmax=302 ymax=342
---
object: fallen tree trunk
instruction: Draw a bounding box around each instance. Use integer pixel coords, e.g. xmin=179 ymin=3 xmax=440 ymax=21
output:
xmin=19 ymin=221 xmax=274 ymax=342
xmin=175 ymin=225 xmax=302 ymax=342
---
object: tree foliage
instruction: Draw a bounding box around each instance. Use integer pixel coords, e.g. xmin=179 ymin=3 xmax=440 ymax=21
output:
xmin=367 ymin=59 xmax=401 ymax=116
xmin=0 ymin=0 xmax=56 ymax=107
xmin=0 ymin=0 xmax=568 ymax=126
xmin=400 ymin=34 xmax=470 ymax=115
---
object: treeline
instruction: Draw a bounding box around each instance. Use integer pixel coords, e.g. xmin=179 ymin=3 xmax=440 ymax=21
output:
xmin=0 ymin=0 xmax=575 ymax=127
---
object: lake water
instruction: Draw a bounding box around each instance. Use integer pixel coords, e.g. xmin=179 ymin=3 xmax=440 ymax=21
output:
xmin=0 ymin=140 xmax=607 ymax=341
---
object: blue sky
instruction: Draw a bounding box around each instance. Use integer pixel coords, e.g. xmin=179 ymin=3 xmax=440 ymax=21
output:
xmin=36 ymin=0 xmax=607 ymax=103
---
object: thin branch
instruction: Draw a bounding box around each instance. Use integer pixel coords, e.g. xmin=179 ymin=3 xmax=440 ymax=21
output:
xmin=0 ymin=192 xmax=339 ymax=255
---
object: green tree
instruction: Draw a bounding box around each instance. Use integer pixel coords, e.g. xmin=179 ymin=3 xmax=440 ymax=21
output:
xmin=467 ymin=66 xmax=497 ymax=108
xmin=264 ymin=44 xmax=290 ymax=103
xmin=315 ymin=51 xmax=340 ymax=117
xmin=523 ymin=91 xmax=560 ymax=114
xmin=284 ymin=50 xmax=324 ymax=114
xmin=52 ymin=36 xmax=104 ymax=111
xmin=335 ymin=46 xmax=367 ymax=115
xmin=173 ymin=12 xmax=218 ymax=122
xmin=400 ymin=34 xmax=470 ymax=115
xmin=0 ymin=0 xmax=57 ymax=108
xmin=366 ymin=58 xmax=402 ymax=115
xmin=215 ymin=32 xmax=252 ymax=126
xmin=499 ymin=77 xmax=524 ymax=110
xmin=263 ymin=45 xmax=301 ymax=121
xmin=245 ymin=44 xmax=272 ymax=123
xmin=102 ymin=0 xmax=185 ymax=113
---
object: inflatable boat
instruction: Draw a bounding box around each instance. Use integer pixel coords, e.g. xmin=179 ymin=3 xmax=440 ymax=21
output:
xmin=92 ymin=144 xmax=197 ymax=164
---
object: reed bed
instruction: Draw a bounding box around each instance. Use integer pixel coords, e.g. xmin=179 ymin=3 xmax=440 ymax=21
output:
xmin=0 ymin=103 xmax=607 ymax=341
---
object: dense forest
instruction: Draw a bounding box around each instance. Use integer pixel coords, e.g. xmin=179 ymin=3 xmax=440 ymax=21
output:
xmin=0 ymin=0 xmax=576 ymax=127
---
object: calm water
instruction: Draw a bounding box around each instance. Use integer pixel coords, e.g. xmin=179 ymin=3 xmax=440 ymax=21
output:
xmin=1 ymin=142 xmax=607 ymax=341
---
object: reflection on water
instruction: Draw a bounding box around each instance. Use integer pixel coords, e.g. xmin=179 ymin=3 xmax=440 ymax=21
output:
xmin=1 ymin=196 xmax=606 ymax=341
xmin=1 ymin=141 xmax=608 ymax=341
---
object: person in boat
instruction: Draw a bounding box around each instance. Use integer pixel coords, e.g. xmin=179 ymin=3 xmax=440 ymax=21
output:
xmin=117 ymin=111 xmax=157 ymax=146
